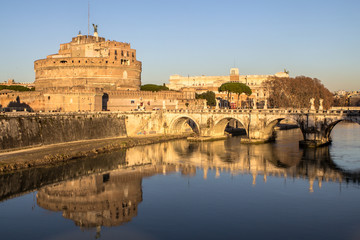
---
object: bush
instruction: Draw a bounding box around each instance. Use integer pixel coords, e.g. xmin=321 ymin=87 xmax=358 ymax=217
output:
xmin=140 ymin=84 xmax=169 ymax=92
xmin=195 ymin=91 xmax=216 ymax=106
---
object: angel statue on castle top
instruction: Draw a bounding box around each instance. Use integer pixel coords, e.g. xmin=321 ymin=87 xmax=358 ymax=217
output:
xmin=92 ymin=24 xmax=98 ymax=33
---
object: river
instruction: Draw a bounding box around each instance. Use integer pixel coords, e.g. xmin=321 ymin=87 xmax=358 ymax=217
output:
xmin=0 ymin=122 xmax=360 ymax=240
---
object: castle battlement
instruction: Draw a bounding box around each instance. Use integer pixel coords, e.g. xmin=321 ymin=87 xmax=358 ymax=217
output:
xmin=106 ymin=90 xmax=194 ymax=100
xmin=71 ymin=35 xmax=106 ymax=44
xmin=35 ymin=57 xmax=141 ymax=68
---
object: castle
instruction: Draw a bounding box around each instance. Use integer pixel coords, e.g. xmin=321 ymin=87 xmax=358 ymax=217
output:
xmin=0 ymin=28 xmax=199 ymax=112
xmin=34 ymin=33 xmax=142 ymax=91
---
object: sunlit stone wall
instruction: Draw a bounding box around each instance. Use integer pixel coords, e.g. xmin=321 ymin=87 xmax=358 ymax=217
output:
xmin=0 ymin=112 xmax=126 ymax=149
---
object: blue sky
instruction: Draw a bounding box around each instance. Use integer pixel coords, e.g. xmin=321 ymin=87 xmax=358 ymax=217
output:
xmin=0 ymin=0 xmax=359 ymax=91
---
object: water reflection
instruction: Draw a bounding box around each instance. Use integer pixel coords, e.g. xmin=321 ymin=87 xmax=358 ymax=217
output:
xmin=19 ymin=131 xmax=358 ymax=234
xmin=0 ymin=150 xmax=127 ymax=202
xmin=1 ymin=127 xmax=360 ymax=238
xmin=37 ymin=166 xmax=176 ymax=235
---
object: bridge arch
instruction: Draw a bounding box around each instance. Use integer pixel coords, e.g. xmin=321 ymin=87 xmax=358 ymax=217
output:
xmin=169 ymin=116 xmax=200 ymax=135
xmin=212 ymin=117 xmax=247 ymax=136
xmin=324 ymin=118 xmax=360 ymax=139
xmin=263 ymin=116 xmax=302 ymax=140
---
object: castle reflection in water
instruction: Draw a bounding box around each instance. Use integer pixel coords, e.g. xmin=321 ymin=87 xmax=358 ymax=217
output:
xmin=29 ymin=131 xmax=360 ymax=233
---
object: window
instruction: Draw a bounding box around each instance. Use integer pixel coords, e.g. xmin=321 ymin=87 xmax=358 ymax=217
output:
xmin=103 ymin=173 xmax=110 ymax=182
xmin=131 ymin=100 xmax=135 ymax=104
xmin=115 ymin=50 xmax=117 ymax=55
xmin=121 ymin=50 xmax=124 ymax=56
xmin=132 ymin=52 xmax=134 ymax=57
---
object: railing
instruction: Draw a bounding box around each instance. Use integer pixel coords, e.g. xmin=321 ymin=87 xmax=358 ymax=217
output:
xmin=2 ymin=108 xmax=360 ymax=118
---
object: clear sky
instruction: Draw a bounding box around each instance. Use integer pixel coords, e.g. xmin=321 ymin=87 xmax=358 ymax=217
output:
xmin=0 ymin=0 xmax=359 ymax=91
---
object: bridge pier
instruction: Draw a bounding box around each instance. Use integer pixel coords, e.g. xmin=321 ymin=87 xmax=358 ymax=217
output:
xmin=240 ymin=114 xmax=277 ymax=144
xmin=299 ymin=131 xmax=332 ymax=148
xmin=240 ymin=128 xmax=275 ymax=144
xmin=299 ymin=139 xmax=331 ymax=148
xmin=298 ymin=113 xmax=332 ymax=148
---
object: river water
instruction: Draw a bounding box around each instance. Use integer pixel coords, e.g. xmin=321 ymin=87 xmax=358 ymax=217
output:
xmin=1 ymin=122 xmax=360 ymax=240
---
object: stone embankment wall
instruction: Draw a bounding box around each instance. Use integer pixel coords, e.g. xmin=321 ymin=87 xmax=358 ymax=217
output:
xmin=0 ymin=150 xmax=126 ymax=201
xmin=0 ymin=112 xmax=127 ymax=150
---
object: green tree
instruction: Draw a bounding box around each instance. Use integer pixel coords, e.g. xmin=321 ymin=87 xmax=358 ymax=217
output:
xmin=195 ymin=91 xmax=216 ymax=106
xmin=218 ymin=82 xmax=252 ymax=107
xmin=232 ymin=83 xmax=252 ymax=98
xmin=218 ymin=82 xmax=233 ymax=100
xmin=140 ymin=84 xmax=169 ymax=92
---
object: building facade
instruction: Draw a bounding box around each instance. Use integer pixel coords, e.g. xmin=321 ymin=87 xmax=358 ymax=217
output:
xmin=167 ymin=68 xmax=289 ymax=107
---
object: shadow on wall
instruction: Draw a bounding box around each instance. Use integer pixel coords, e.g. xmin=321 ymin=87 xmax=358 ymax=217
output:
xmin=2 ymin=96 xmax=33 ymax=112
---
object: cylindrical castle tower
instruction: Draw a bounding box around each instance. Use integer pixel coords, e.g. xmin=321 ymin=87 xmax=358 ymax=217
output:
xmin=34 ymin=34 xmax=142 ymax=91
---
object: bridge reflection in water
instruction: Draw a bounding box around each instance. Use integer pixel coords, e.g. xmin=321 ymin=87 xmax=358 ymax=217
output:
xmin=2 ymin=129 xmax=348 ymax=234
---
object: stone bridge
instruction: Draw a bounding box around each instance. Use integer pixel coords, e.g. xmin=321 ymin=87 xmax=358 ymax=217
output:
xmin=1 ymin=108 xmax=360 ymax=150
xmin=126 ymin=108 xmax=360 ymax=147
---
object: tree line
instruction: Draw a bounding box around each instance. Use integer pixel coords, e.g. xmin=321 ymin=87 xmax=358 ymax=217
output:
xmin=140 ymin=76 xmax=334 ymax=109
xmin=264 ymin=76 xmax=333 ymax=109
xmin=0 ymin=85 xmax=34 ymax=91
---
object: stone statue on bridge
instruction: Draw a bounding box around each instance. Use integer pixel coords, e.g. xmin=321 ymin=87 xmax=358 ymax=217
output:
xmin=252 ymin=98 xmax=257 ymax=109
xmin=203 ymin=100 xmax=208 ymax=110
xmin=319 ymin=99 xmax=324 ymax=111
xmin=310 ymin=98 xmax=315 ymax=110
xmin=264 ymin=99 xmax=268 ymax=109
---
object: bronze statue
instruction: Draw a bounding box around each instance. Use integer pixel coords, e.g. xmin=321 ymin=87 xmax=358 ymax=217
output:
xmin=92 ymin=24 xmax=98 ymax=33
